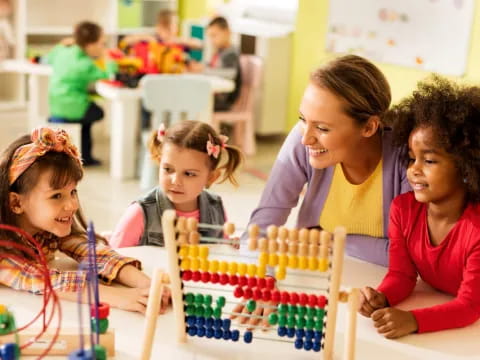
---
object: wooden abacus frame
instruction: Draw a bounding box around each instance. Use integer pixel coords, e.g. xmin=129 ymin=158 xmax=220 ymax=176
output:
xmin=161 ymin=209 xmax=359 ymax=360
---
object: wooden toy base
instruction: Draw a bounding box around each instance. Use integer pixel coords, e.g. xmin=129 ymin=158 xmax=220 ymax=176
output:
xmin=0 ymin=328 xmax=115 ymax=356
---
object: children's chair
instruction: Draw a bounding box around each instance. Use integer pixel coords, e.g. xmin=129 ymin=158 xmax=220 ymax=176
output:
xmin=139 ymin=74 xmax=213 ymax=190
xmin=211 ymin=55 xmax=263 ymax=156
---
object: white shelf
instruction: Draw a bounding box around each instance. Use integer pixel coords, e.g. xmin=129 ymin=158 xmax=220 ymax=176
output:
xmin=26 ymin=26 xmax=72 ymax=35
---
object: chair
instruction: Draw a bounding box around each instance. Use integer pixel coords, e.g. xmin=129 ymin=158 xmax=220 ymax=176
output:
xmin=212 ymin=55 xmax=263 ymax=156
xmin=139 ymin=74 xmax=212 ymax=190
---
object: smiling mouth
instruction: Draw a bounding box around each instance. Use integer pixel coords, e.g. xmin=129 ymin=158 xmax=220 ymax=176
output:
xmin=308 ymin=148 xmax=328 ymax=156
xmin=55 ymin=216 xmax=72 ymax=224
xmin=411 ymin=182 xmax=428 ymax=191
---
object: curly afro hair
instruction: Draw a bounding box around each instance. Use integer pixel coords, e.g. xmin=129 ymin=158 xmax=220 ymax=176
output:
xmin=385 ymin=75 xmax=480 ymax=202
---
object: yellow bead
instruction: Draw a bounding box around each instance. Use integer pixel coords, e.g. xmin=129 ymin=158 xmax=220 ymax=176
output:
xmin=191 ymin=258 xmax=200 ymax=271
xmin=199 ymin=246 xmax=209 ymax=259
xmin=318 ymin=258 xmax=329 ymax=272
xmin=258 ymin=252 xmax=268 ymax=265
xmin=268 ymin=253 xmax=279 ymax=267
xmin=178 ymin=245 xmax=188 ymax=259
xmin=209 ymin=260 xmax=219 ymax=273
xmin=200 ymin=259 xmax=210 ymax=272
xmin=247 ymin=263 xmax=257 ymax=277
xmin=0 ymin=304 xmax=7 ymax=314
xmin=256 ymin=265 xmax=266 ymax=278
xmin=180 ymin=258 xmax=191 ymax=271
xmin=219 ymin=261 xmax=229 ymax=274
xmin=275 ymin=267 xmax=286 ymax=280
xmin=298 ymin=256 xmax=308 ymax=270
xmin=238 ymin=263 xmax=247 ymax=276
xmin=308 ymin=257 xmax=318 ymax=271
xmin=279 ymin=254 xmax=288 ymax=268
xmin=228 ymin=262 xmax=238 ymax=275
xmin=189 ymin=245 xmax=199 ymax=258
xmin=288 ymin=255 xmax=298 ymax=269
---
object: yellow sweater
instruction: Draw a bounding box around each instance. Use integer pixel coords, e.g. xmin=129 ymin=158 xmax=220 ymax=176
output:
xmin=320 ymin=160 xmax=384 ymax=237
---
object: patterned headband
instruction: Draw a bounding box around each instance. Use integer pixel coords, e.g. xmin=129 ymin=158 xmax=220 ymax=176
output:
xmin=9 ymin=127 xmax=82 ymax=186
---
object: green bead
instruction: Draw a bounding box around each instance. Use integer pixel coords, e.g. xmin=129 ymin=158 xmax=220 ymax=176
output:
xmin=204 ymin=306 xmax=213 ymax=318
xmin=287 ymin=315 xmax=296 ymax=328
xmin=0 ymin=312 xmax=16 ymax=335
xmin=194 ymin=293 xmax=204 ymax=305
xmin=268 ymin=313 xmax=279 ymax=325
xmin=287 ymin=304 xmax=297 ymax=315
xmin=297 ymin=306 xmax=306 ymax=317
xmin=315 ymin=319 xmax=324 ymax=331
xmin=306 ymin=318 xmax=315 ymax=330
xmin=204 ymin=294 xmax=213 ymax=306
xmin=195 ymin=305 xmax=205 ymax=317
xmin=246 ymin=300 xmax=256 ymax=312
xmin=296 ymin=317 xmax=306 ymax=329
xmin=216 ymin=296 xmax=226 ymax=308
xmin=91 ymin=318 xmax=109 ymax=334
xmin=213 ymin=307 xmax=222 ymax=319
xmin=184 ymin=293 xmax=194 ymax=305
xmin=316 ymin=308 xmax=325 ymax=319
xmin=186 ymin=305 xmax=196 ymax=316
xmin=306 ymin=307 xmax=316 ymax=319
xmin=278 ymin=315 xmax=287 ymax=327
xmin=278 ymin=304 xmax=288 ymax=315
xmin=94 ymin=344 xmax=107 ymax=360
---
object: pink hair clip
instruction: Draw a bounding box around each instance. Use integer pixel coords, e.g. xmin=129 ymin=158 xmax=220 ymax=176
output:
xmin=157 ymin=123 xmax=166 ymax=141
xmin=206 ymin=134 xmax=221 ymax=159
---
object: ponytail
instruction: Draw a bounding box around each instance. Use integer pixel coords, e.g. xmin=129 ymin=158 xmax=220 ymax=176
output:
xmin=215 ymin=144 xmax=243 ymax=186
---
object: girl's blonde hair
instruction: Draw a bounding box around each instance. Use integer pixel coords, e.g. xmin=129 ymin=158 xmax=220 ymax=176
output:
xmin=148 ymin=120 xmax=244 ymax=186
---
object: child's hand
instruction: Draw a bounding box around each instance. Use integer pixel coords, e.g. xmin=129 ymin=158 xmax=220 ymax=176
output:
xmin=100 ymin=285 xmax=150 ymax=314
xmin=371 ymin=308 xmax=418 ymax=339
xmin=358 ymin=286 xmax=388 ymax=317
xmin=230 ymin=300 xmax=275 ymax=329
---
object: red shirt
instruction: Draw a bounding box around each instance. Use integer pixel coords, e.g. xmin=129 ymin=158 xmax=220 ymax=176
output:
xmin=378 ymin=192 xmax=480 ymax=333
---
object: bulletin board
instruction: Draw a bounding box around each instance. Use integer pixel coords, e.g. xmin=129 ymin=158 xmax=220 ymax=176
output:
xmin=326 ymin=0 xmax=475 ymax=76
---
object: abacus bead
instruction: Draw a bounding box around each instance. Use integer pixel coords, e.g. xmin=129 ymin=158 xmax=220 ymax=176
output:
xmin=317 ymin=308 xmax=325 ymax=319
xmin=187 ymin=217 xmax=198 ymax=232
xmin=182 ymin=270 xmax=192 ymax=281
xmin=268 ymin=253 xmax=279 ymax=267
xmin=253 ymin=288 xmax=262 ymax=301
xmin=238 ymin=263 xmax=247 ymax=276
xmin=238 ymin=276 xmax=248 ymax=286
xmin=247 ymin=264 xmax=257 ymax=277
xmin=194 ymin=293 xmax=204 ymax=305
xmin=214 ymin=329 xmax=223 ymax=339
xmin=184 ymin=293 xmax=194 ymax=304
xmin=196 ymin=317 xmax=205 ymax=327
xmin=189 ymin=231 xmax=200 ymax=245
xmin=307 ymin=307 xmax=316 ymax=318
xmin=299 ymin=228 xmax=309 ymax=243
xmin=180 ymin=258 xmax=191 ymax=271
xmin=268 ymin=312 xmax=279 ymax=325
xmin=268 ymin=239 xmax=278 ymax=253
xmin=219 ymin=261 xmax=229 ymax=274
xmin=289 ymin=228 xmax=299 ymax=242
xmin=314 ymin=320 xmax=323 ymax=331
xmin=288 ymin=242 xmax=298 ymax=255
xmin=279 ymin=254 xmax=288 ymax=267
xmin=206 ymin=328 xmax=214 ymax=338
xmin=247 ymin=276 xmax=257 ymax=288
xmin=211 ymin=273 xmax=219 ymax=283
xmin=262 ymin=289 xmax=271 ymax=302
xmin=228 ymin=262 xmax=238 ymax=275
xmin=222 ymin=319 xmax=231 ymax=330
xmin=256 ymin=265 xmax=266 ymax=278
xmin=295 ymin=329 xmax=305 ymax=338
xmin=192 ymin=271 xmax=201 ymax=282
xmin=223 ymin=330 xmax=231 ymax=340
xmin=213 ymin=307 xmax=222 ymax=319
xmin=278 ymin=304 xmax=288 ymax=315
xmin=186 ymin=316 xmax=196 ymax=326
xmin=229 ymin=275 xmax=239 ymax=286
xmin=314 ymin=331 xmax=322 ymax=342
xmin=318 ymin=258 xmax=329 ymax=272
xmin=267 ymin=225 xmax=278 ymax=240
xmin=313 ymin=341 xmax=321 ymax=352
xmin=216 ymin=296 xmax=226 ymax=308
xmin=178 ymin=245 xmax=188 ymax=258
xmin=197 ymin=326 xmax=206 ymax=337
xmin=290 ymin=292 xmax=299 ymax=305
xmin=279 ymin=239 xmax=288 ymax=253
xmin=298 ymin=256 xmax=308 ymax=270
xmin=297 ymin=306 xmax=307 ymax=317
xmin=186 ymin=305 xmax=196 ymax=316
xmin=176 ymin=217 xmax=187 ymax=232
xmin=204 ymin=295 xmax=213 ymax=306
xmin=258 ymin=252 xmax=268 ymax=267
xmin=205 ymin=318 xmax=214 ymax=328
xmin=306 ymin=318 xmax=315 ymax=330
xmin=304 ymin=340 xmax=313 ymax=351
xmin=266 ymin=277 xmax=276 ymax=290
xmin=209 ymin=260 xmax=219 ymax=273
xmin=299 ymin=293 xmax=308 ymax=306
xmin=306 ymin=329 xmax=314 ymax=340
xmin=224 ymin=222 xmax=235 ymax=236
xmin=287 ymin=304 xmax=297 ymax=315
xmin=178 ymin=233 xmax=188 ymax=245
xmin=244 ymin=287 xmax=253 ymax=299
xmin=308 ymin=257 xmax=318 ymax=271
xmin=280 ymin=291 xmax=290 ymax=304
xmin=258 ymin=237 xmax=268 ymax=252
xmin=231 ymin=329 xmax=240 ymax=341
xmin=287 ymin=315 xmax=296 ymax=328
xmin=295 ymin=339 xmax=304 ymax=350
xmin=248 ymin=224 xmax=260 ymax=238
xmin=195 ymin=306 xmax=205 ymax=317
xmin=257 ymin=277 xmax=266 ymax=289
xmin=199 ymin=246 xmax=209 ymax=259
xmin=200 ymin=259 xmax=209 ymax=272
xmin=299 ymin=243 xmax=308 ymax=257
xmin=288 ymin=255 xmax=298 ymax=268
xmin=278 ymin=226 xmax=288 ymax=240
xmin=275 ymin=267 xmax=286 ymax=280
xmin=204 ymin=307 xmax=213 ymax=318
xmin=201 ymin=272 xmax=211 ymax=283
xmin=233 ymin=286 xmax=244 ymax=298
xmin=190 ymin=258 xmax=200 ymax=271
xmin=287 ymin=327 xmax=296 ymax=338
xmin=278 ymin=315 xmax=287 ymax=327
xmin=188 ymin=326 xmax=197 ymax=336
xmin=309 ymin=229 xmax=320 ymax=245
xmin=246 ymin=299 xmax=256 ymax=312
xmin=243 ymin=331 xmax=253 ymax=343
xmin=308 ymin=294 xmax=318 ymax=307
xmin=271 ymin=290 xmax=281 ymax=302
xmin=277 ymin=326 xmax=287 ymax=337
xmin=318 ymin=295 xmax=327 ymax=308
xmin=248 ymin=237 xmax=258 ymax=251
xmin=219 ymin=274 xmax=229 ymax=285
xmin=296 ymin=317 xmax=306 ymax=329
xmin=308 ymin=244 xmax=319 ymax=257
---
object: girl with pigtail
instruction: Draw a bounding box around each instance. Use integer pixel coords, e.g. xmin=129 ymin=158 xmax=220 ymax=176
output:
xmin=110 ymin=120 xmax=244 ymax=248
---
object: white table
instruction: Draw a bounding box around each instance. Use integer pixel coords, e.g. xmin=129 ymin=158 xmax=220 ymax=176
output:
xmin=1 ymin=246 xmax=478 ymax=360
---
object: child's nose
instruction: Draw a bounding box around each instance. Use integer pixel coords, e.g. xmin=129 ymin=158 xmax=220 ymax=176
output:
xmin=171 ymin=173 xmax=182 ymax=185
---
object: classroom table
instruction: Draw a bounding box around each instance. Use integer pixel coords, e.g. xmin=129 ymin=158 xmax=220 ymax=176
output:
xmin=1 ymin=246 xmax=479 ymax=360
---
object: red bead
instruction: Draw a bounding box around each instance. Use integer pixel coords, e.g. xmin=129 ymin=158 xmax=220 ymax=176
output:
xmin=308 ymin=294 xmax=317 ymax=307
xmin=238 ymin=276 xmax=248 ymax=287
xmin=271 ymin=290 xmax=281 ymax=303
xmin=229 ymin=275 xmax=239 ymax=286
xmin=220 ymin=274 xmax=229 ymax=285
xmin=280 ymin=291 xmax=290 ymax=304
xmin=91 ymin=302 xmax=110 ymax=319
xmin=257 ymin=278 xmax=266 ymax=289
xmin=253 ymin=287 xmax=262 ymax=301
xmin=244 ymin=287 xmax=253 ymax=299
xmin=233 ymin=286 xmax=244 ymax=298
xmin=182 ymin=270 xmax=192 ymax=281
xmin=211 ymin=273 xmax=220 ymax=284
xmin=192 ymin=271 xmax=201 ymax=282
xmin=290 ymin=292 xmax=299 ymax=305
xmin=318 ymin=295 xmax=327 ymax=308
xmin=247 ymin=276 xmax=257 ymax=288
xmin=266 ymin=277 xmax=275 ymax=290
xmin=262 ymin=289 xmax=271 ymax=302
xmin=299 ymin=293 xmax=308 ymax=306
xmin=201 ymin=272 xmax=211 ymax=283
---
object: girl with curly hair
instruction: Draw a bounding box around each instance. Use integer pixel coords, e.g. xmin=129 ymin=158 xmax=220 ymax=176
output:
xmin=359 ymin=76 xmax=480 ymax=338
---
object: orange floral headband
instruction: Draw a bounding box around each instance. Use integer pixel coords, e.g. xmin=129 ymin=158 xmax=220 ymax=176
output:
xmin=9 ymin=127 xmax=82 ymax=186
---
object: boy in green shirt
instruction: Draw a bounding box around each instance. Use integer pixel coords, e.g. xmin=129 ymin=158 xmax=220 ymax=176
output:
xmin=47 ymin=21 xmax=118 ymax=166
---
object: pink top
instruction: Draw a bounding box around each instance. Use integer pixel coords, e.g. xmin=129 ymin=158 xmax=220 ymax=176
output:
xmin=109 ymin=203 xmax=200 ymax=248
xmin=377 ymin=192 xmax=480 ymax=333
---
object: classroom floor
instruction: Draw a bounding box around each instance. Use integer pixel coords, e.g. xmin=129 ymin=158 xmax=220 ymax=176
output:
xmin=0 ymin=109 xmax=298 ymax=233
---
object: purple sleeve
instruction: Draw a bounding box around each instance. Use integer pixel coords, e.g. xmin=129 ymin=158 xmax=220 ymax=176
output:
xmin=345 ymin=234 xmax=390 ymax=267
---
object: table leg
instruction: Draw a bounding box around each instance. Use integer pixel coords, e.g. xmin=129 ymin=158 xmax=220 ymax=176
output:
xmin=28 ymin=74 xmax=49 ymax=130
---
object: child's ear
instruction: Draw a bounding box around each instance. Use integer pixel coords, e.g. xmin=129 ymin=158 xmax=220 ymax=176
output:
xmin=8 ymin=192 xmax=24 ymax=215
xmin=362 ymin=115 xmax=381 ymax=138
xmin=206 ymin=169 xmax=221 ymax=188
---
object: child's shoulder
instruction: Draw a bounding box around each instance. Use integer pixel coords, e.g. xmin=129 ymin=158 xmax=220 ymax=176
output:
xmin=464 ymin=201 xmax=480 ymax=231
xmin=201 ymin=189 xmax=223 ymax=203
xmin=392 ymin=191 xmax=418 ymax=209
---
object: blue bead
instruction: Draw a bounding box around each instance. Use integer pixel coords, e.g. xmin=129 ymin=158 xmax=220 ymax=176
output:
xmin=222 ymin=318 xmax=231 ymax=330
xmin=287 ymin=327 xmax=295 ymax=338
xmin=205 ymin=317 xmax=214 ymax=328
xmin=294 ymin=338 xmax=304 ymax=350
xmin=214 ymin=319 xmax=223 ymax=329
xmin=306 ymin=330 xmax=314 ymax=339
xmin=186 ymin=316 xmax=196 ymax=326
xmin=197 ymin=326 xmax=206 ymax=337
xmin=206 ymin=328 xmax=214 ymax=338
xmin=231 ymin=329 xmax=240 ymax=341
xmin=314 ymin=331 xmax=322 ymax=342
xmin=187 ymin=326 xmax=197 ymax=337
xmin=295 ymin=329 xmax=305 ymax=338
xmin=214 ymin=329 xmax=223 ymax=339
xmin=277 ymin=326 xmax=287 ymax=337
xmin=223 ymin=330 xmax=231 ymax=340
xmin=196 ymin=317 xmax=205 ymax=327
xmin=1 ymin=343 xmax=19 ymax=360
xmin=244 ymin=331 xmax=253 ymax=343
xmin=304 ymin=340 xmax=313 ymax=351
xmin=313 ymin=341 xmax=321 ymax=352
xmin=68 ymin=349 xmax=94 ymax=360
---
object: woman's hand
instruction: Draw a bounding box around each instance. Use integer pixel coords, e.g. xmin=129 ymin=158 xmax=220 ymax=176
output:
xmin=371 ymin=308 xmax=418 ymax=339
xmin=358 ymin=286 xmax=388 ymax=317
xmin=230 ymin=301 xmax=275 ymax=329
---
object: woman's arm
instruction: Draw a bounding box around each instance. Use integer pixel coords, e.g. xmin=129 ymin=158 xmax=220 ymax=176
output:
xmin=345 ymin=234 xmax=390 ymax=267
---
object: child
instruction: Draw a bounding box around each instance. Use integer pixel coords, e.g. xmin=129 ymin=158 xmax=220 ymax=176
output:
xmin=0 ymin=127 xmax=169 ymax=314
xmin=47 ymin=21 xmax=118 ymax=166
xmin=358 ymin=76 xmax=480 ymax=338
xmin=191 ymin=16 xmax=241 ymax=111
xmin=110 ymin=120 xmax=243 ymax=248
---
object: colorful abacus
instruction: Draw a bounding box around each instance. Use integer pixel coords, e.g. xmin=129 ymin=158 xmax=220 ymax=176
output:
xmin=162 ymin=210 xmax=360 ymax=360
xmin=0 ymin=305 xmax=19 ymax=360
